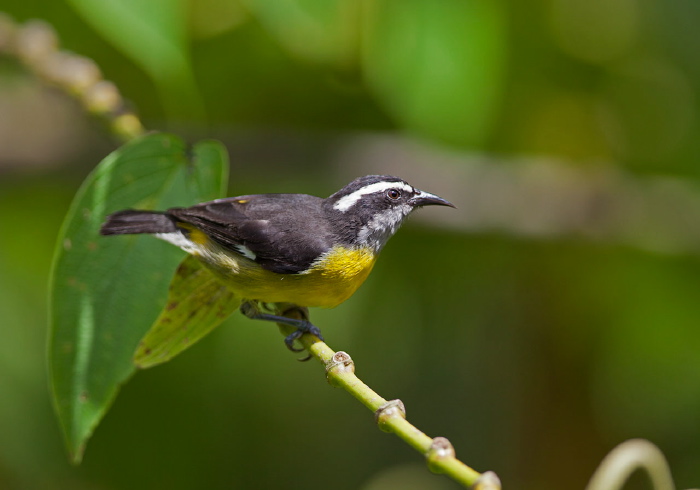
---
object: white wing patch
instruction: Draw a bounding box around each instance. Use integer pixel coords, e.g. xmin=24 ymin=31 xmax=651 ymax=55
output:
xmin=155 ymin=231 xmax=194 ymax=250
xmin=334 ymin=181 xmax=414 ymax=212
xmin=234 ymin=244 xmax=257 ymax=260
xmin=155 ymin=231 xmax=256 ymax=261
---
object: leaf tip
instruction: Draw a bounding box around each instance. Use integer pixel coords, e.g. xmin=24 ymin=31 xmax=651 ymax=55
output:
xmin=69 ymin=444 xmax=87 ymax=465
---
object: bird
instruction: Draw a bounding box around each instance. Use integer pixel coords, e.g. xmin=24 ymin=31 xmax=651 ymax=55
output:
xmin=100 ymin=175 xmax=454 ymax=351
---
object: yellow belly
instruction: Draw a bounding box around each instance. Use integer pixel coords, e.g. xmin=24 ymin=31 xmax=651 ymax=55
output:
xmin=195 ymin=244 xmax=377 ymax=308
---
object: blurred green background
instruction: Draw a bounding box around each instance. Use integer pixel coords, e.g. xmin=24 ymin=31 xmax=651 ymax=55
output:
xmin=1 ymin=0 xmax=700 ymax=489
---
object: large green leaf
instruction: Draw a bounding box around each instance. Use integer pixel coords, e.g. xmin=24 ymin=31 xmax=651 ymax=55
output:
xmin=49 ymin=133 xmax=228 ymax=463
xmin=134 ymin=255 xmax=240 ymax=369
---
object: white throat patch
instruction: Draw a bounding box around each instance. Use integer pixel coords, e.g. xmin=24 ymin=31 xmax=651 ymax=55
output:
xmin=357 ymin=203 xmax=413 ymax=251
xmin=334 ymin=181 xmax=414 ymax=212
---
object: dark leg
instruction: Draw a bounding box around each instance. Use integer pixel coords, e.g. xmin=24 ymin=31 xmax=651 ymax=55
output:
xmin=240 ymin=301 xmax=324 ymax=352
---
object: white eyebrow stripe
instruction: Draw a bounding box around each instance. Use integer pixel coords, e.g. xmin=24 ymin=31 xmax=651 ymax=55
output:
xmin=333 ymin=181 xmax=413 ymax=212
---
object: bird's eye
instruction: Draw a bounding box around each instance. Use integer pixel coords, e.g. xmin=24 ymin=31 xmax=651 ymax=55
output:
xmin=386 ymin=189 xmax=401 ymax=200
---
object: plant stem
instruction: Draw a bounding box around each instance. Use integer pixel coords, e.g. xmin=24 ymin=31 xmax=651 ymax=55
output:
xmin=1 ymin=15 xmax=145 ymax=142
xmin=275 ymin=309 xmax=501 ymax=490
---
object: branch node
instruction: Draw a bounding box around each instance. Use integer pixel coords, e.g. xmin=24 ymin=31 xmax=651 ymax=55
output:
xmin=374 ymin=399 xmax=406 ymax=433
xmin=0 ymin=13 xmax=18 ymax=53
xmin=15 ymin=19 xmax=58 ymax=66
xmin=426 ymin=436 xmax=456 ymax=473
xmin=325 ymin=351 xmax=355 ymax=385
xmin=470 ymin=471 xmax=502 ymax=490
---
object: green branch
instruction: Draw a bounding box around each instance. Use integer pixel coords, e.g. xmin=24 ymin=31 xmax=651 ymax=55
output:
xmin=275 ymin=307 xmax=501 ymax=490
xmin=585 ymin=439 xmax=694 ymax=490
xmin=0 ymin=14 xmax=145 ymax=141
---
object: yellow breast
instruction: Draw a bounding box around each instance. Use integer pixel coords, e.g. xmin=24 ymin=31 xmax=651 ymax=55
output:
xmin=195 ymin=244 xmax=377 ymax=308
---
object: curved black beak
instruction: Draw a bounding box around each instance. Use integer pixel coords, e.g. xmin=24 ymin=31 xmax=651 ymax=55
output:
xmin=410 ymin=190 xmax=456 ymax=208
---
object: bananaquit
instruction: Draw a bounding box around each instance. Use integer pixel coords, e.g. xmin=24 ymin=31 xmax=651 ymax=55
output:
xmin=100 ymin=175 xmax=454 ymax=350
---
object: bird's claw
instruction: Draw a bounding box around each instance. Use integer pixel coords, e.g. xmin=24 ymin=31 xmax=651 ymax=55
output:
xmin=240 ymin=301 xmax=325 ymax=357
xmin=283 ymin=320 xmax=325 ymax=353
xmin=284 ymin=329 xmax=306 ymax=352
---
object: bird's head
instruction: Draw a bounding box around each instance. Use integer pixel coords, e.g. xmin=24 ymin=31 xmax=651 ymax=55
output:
xmin=326 ymin=175 xmax=454 ymax=252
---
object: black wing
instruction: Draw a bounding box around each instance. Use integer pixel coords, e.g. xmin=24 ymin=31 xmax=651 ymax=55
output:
xmin=167 ymin=194 xmax=334 ymax=274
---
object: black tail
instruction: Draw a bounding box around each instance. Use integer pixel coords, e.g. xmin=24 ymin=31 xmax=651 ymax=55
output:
xmin=100 ymin=210 xmax=178 ymax=235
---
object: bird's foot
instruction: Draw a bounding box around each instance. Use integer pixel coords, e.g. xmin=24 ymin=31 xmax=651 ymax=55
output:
xmin=240 ymin=301 xmax=324 ymax=356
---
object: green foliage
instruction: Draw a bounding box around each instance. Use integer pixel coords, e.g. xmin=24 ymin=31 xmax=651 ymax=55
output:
xmin=48 ymin=133 xmax=228 ymax=462
xmin=134 ymin=255 xmax=240 ymax=369
xmin=362 ymin=0 xmax=506 ymax=146
xmin=245 ymin=0 xmax=506 ymax=146
xmin=243 ymin=0 xmax=358 ymax=64
xmin=61 ymin=0 xmax=506 ymax=143
xmin=66 ymin=0 xmax=203 ymax=118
